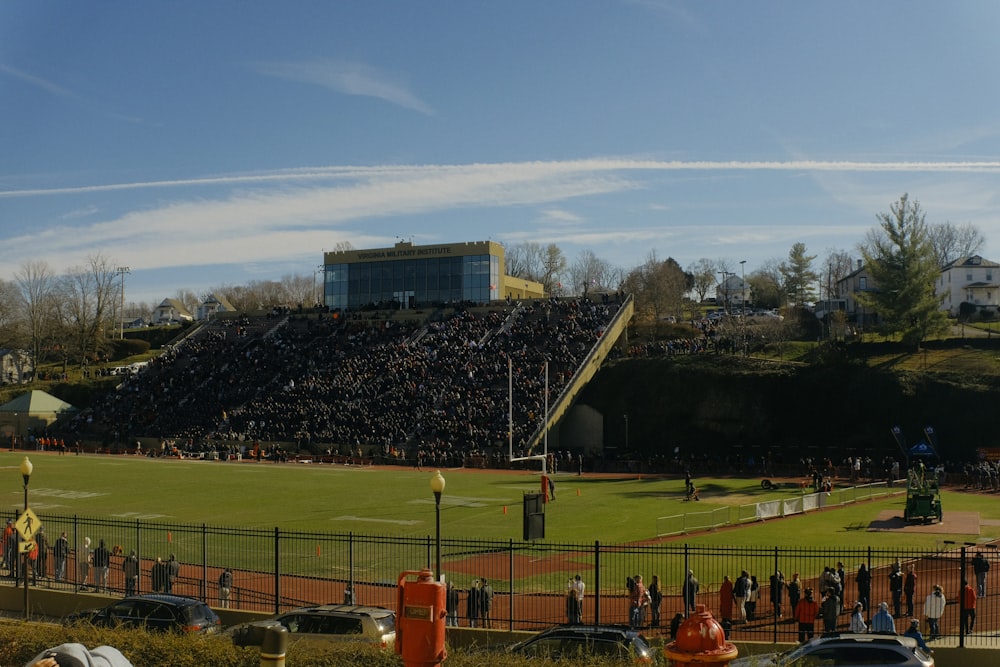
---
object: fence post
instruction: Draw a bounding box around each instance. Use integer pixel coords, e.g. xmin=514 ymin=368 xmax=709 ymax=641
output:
xmin=773 ymin=547 xmax=779 ymax=644
xmin=347 ymin=532 xmax=354 ymax=604
xmin=683 ymin=545 xmax=690 ymax=617
xmin=202 ymin=523 xmax=208 ymax=602
xmin=508 ymin=539 xmax=514 ymax=631
xmin=273 ymin=527 xmax=281 ymax=615
xmin=594 ymin=541 xmax=601 ymax=625
xmin=959 ymin=546 xmax=967 ymax=648
xmin=135 ymin=520 xmax=141 ymax=596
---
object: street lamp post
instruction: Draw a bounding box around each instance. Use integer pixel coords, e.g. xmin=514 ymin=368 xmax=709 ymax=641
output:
xmin=20 ymin=456 xmax=32 ymax=620
xmin=430 ymin=471 xmax=446 ymax=581
xmin=116 ymin=266 xmax=131 ymax=339
xmin=740 ymin=260 xmax=747 ymax=356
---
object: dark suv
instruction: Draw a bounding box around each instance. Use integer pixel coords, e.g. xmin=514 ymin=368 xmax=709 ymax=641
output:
xmin=505 ymin=624 xmax=658 ymax=664
xmin=229 ymin=604 xmax=396 ymax=649
xmin=729 ymin=633 xmax=934 ymax=667
xmin=66 ymin=594 xmax=221 ymax=634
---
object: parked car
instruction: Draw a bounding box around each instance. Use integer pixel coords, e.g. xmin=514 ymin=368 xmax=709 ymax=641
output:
xmin=729 ymin=633 xmax=934 ymax=667
xmin=66 ymin=594 xmax=221 ymax=634
xmin=229 ymin=604 xmax=396 ymax=649
xmin=503 ymin=624 xmax=658 ymax=664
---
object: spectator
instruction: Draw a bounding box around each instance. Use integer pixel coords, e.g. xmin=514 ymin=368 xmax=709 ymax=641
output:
xmin=923 ymin=584 xmax=945 ymax=638
xmin=719 ymin=575 xmax=734 ymax=623
xmin=849 ymin=602 xmax=867 ymax=633
xmin=904 ymin=564 xmax=917 ymax=617
xmin=961 ymin=578 xmax=976 ymax=634
xmin=904 ymin=618 xmax=931 ymax=652
xmin=870 ymin=601 xmax=896 ymax=634
xmin=446 ymin=581 xmax=459 ymax=627
xmin=856 ymin=564 xmax=871 ymax=612
xmin=770 ymin=570 xmax=785 ymax=618
xmin=648 ymin=575 xmax=661 ymax=627
xmin=92 ymin=539 xmax=111 ymax=593
xmin=122 ymin=551 xmax=139 ymax=597
xmin=165 ymin=553 xmax=180 ymax=593
xmin=787 ymin=572 xmax=801 ymax=616
xmin=682 ymin=570 xmax=698 ymax=614
xmin=793 ymin=587 xmax=819 ymax=642
xmin=973 ymin=551 xmax=990 ymax=598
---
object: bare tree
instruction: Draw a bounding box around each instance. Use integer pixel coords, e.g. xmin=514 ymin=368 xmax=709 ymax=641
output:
xmin=747 ymin=260 xmax=785 ymax=309
xmin=569 ymin=250 xmax=612 ymax=297
xmin=687 ymin=258 xmax=717 ymax=303
xmin=822 ymin=249 xmax=855 ymax=300
xmin=174 ymin=289 xmax=200 ymax=317
xmin=13 ymin=260 xmax=58 ymax=368
xmin=58 ymin=254 xmax=119 ymax=365
xmin=927 ymin=221 xmax=986 ymax=267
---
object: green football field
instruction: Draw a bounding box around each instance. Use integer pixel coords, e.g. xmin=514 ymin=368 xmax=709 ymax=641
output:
xmin=2 ymin=451 xmax=997 ymax=550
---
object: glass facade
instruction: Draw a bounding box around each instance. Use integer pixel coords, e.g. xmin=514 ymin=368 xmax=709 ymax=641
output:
xmin=324 ymin=253 xmax=499 ymax=310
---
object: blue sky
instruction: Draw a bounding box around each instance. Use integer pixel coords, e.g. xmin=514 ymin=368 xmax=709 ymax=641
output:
xmin=3 ymin=1 xmax=1000 ymax=303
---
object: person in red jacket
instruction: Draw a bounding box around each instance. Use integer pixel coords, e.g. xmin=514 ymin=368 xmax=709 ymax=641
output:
xmin=794 ymin=587 xmax=820 ymax=643
xmin=960 ymin=578 xmax=977 ymax=634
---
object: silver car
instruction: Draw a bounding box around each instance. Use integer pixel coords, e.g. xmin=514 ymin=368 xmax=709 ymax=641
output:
xmin=729 ymin=633 xmax=934 ymax=667
xmin=229 ymin=604 xmax=395 ymax=650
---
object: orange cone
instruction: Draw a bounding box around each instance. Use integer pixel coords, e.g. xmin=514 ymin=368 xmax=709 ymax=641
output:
xmin=316 ymin=545 xmax=321 ymax=557
xmin=167 ymin=532 xmax=172 ymax=543
xmin=503 ymin=506 xmax=507 ymax=514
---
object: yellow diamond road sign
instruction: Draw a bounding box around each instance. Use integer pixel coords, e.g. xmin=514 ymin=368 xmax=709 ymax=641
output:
xmin=15 ymin=508 xmax=40 ymax=541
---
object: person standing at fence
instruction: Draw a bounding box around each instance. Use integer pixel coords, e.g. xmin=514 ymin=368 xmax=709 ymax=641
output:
xmin=770 ymin=570 xmax=785 ymax=618
xmin=53 ymin=532 xmax=69 ymax=583
xmin=733 ymin=570 xmax=750 ymax=623
xmin=960 ymin=578 xmax=976 ymax=634
xmin=92 ymin=539 xmax=111 ymax=593
xmin=466 ymin=579 xmax=480 ymax=628
xmin=165 ymin=553 xmax=180 ymax=593
xmin=122 ymin=551 xmax=139 ymax=597
xmin=151 ymin=557 xmax=167 ymax=593
xmin=628 ymin=574 xmax=646 ymax=629
xmin=904 ymin=564 xmax=917 ymax=618
xmin=820 ymin=587 xmax=839 ymax=633
xmin=794 ymin=587 xmax=819 ymax=642
xmin=479 ymin=577 xmax=494 ymax=628
xmin=836 ymin=562 xmax=846 ymax=613
xmin=446 ymin=581 xmax=459 ymax=627
xmin=923 ymin=583 xmax=945 ymax=639
xmin=218 ymin=567 xmax=233 ymax=608
xmin=682 ymin=570 xmax=699 ymax=614
xmin=572 ymin=574 xmax=586 ymax=625
xmin=565 ymin=579 xmax=577 ymax=624
xmin=719 ymin=575 xmax=734 ymax=623
xmin=78 ymin=537 xmax=92 ymax=591
xmin=746 ymin=575 xmax=760 ymax=621
xmin=787 ymin=572 xmax=801 ymax=616
xmin=973 ymin=551 xmax=990 ymax=598
xmin=889 ymin=562 xmax=904 ymax=618
xmin=856 ymin=564 xmax=871 ymax=612
xmin=35 ymin=527 xmax=48 ymax=580
xmin=647 ymin=575 xmax=661 ymax=626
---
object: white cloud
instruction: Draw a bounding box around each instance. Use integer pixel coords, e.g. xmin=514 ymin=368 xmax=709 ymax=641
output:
xmin=0 ymin=63 xmax=74 ymax=97
xmin=254 ymin=59 xmax=433 ymax=115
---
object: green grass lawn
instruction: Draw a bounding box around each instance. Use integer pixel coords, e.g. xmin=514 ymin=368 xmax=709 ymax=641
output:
xmin=5 ymin=452 xmax=998 ymax=551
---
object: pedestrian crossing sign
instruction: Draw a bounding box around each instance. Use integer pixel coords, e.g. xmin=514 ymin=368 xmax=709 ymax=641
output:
xmin=15 ymin=508 xmax=40 ymax=541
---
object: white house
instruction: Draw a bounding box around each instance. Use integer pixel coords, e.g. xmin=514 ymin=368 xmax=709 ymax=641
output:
xmin=152 ymin=298 xmax=194 ymax=325
xmin=714 ymin=274 xmax=749 ymax=313
xmin=196 ymin=294 xmax=236 ymax=321
xmin=936 ymin=255 xmax=1000 ymax=317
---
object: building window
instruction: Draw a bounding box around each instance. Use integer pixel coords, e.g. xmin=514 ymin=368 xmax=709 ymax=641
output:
xmin=858 ymin=277 xmax=867 ymax=290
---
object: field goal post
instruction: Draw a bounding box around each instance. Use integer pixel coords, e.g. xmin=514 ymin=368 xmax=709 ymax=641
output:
xmin=508 ymin=453 xmax=549 ymax=474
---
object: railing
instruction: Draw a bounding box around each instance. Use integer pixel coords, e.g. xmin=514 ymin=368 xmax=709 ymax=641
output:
xmin=15 ymin=511 xmax=999 ymax=648
xmin=656 ymin=481 xmax=907 ymax=536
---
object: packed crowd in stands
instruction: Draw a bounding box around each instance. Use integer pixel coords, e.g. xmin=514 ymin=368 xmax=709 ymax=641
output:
xmin=61 ymin=298 xmax=623 ymax=468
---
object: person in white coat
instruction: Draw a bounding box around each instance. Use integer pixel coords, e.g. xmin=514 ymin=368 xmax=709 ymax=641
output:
xmin=923 ymin=584 xmax=946 ymax=638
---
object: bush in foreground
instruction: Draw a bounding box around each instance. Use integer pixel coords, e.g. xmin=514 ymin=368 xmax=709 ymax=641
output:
xmin=0 ymin=622 xmax=637 ymax=667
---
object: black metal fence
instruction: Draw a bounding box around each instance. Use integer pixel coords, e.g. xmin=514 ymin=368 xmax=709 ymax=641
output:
xmin=13 ymin=512 xmax=999 ymax=647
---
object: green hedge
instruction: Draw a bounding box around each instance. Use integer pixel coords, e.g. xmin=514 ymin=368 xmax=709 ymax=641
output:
xmin=0 ymin=622 xmax=635 ymax=667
